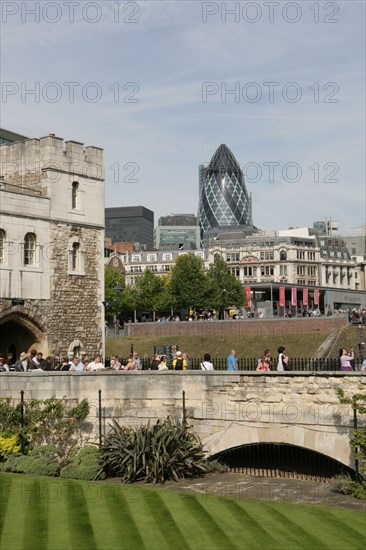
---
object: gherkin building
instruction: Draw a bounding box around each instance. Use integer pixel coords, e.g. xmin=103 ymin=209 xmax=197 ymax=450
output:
xmin=198 ymin=144 xmax=253 ymax=242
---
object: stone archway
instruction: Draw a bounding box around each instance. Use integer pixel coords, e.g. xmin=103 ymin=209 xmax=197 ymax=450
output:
xmin=201 ymin=422 xmax=353 ymax=469
xmin=0 ymin=313 xmax=46 ymax=357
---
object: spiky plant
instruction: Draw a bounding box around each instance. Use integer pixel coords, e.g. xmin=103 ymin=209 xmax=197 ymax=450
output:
xmin=100 ymin=417 xmax=207 ymax=483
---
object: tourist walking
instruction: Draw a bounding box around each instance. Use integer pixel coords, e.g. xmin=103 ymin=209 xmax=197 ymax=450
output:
xmin=227 ymin=350 xmax=238 ymax=371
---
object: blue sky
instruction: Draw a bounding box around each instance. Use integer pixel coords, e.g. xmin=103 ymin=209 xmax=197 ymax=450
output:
xmin=2 ymin=1 xmax=365 ymax=231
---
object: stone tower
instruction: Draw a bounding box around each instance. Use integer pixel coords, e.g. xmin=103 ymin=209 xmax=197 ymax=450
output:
xmin=0 ymin=134 xmax=105 ymax=359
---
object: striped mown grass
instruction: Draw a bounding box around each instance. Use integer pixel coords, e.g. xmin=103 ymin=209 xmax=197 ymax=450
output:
xmin=0 ymin=473 xmax=364 ymax=549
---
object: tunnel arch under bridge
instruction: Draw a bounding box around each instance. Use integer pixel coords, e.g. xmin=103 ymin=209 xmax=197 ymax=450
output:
xmin=201 ymin=422 xmax=354 ymax=472
xmin=210 ymin=442 xmax=355 ymax=479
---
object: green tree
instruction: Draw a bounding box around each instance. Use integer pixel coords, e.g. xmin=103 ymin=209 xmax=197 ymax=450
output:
xmin=104 ymin=266 xmax=125 ymax=317
xmin=206 ymin=257 xmax=246 ymax=318
xmin=135 ymin=269 xmax=170 ymax=320
xmin=170 ymin=253 xmax=208 ymax=310
xmin=336 ymin=389 xmax=366 ymax=479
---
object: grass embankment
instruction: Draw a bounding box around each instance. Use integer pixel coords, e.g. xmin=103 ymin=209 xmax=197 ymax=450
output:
xmin=106 ymin=331 xmax=331 ymax=360
xmin=0 ymin=473 xmax=365 ymax=550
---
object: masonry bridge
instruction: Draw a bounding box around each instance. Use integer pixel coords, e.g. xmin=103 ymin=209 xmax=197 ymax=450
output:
xmin=1 ymin=372 xmax=365 ymax=477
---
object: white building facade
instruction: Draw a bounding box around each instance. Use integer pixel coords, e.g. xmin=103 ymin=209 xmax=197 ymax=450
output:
xmin=0 ymin=134 xmax=105 ymax=358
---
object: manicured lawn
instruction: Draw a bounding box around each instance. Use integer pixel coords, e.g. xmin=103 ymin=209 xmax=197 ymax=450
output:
xmin=1 ymin=473 xmax=365 ymax=549
xmin=106 ymin=332 xmax=331 ymax=361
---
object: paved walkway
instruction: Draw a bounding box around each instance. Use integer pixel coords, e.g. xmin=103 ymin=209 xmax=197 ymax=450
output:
xmin=161 ymin=473 xmax=365 ymax=511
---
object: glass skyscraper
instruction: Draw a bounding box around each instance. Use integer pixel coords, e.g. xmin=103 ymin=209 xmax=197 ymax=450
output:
xmin=198 ymin=144 xmax=253 ymax=241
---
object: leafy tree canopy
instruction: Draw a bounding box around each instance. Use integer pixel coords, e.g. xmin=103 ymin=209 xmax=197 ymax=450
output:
xmin=206 ymin=257 xmax=246 ymax=311
xmin=170 ymin=254 xmax=208 ymax=309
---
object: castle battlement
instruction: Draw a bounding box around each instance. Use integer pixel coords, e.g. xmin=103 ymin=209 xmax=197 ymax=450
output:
xmin=0 ymin=134 xmax=104 ymax=181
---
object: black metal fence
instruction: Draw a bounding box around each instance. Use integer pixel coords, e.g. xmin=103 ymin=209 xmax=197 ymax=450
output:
xmin=105 ymin=356 xmax=344 ymax=371
xmin=4 ymin=357 xmax=358 ymax=373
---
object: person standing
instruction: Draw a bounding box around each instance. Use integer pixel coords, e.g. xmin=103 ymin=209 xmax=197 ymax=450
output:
xmin=110 ymin=355 xmax=121 ymax=370
xmin=257 ymin=355 xmax=270 ymax=371
xmin=277 ymin=347 xmax=289 ymax=371
xmin=132 ymin=352 xmax=142 ymax=370
xmin=339 ymin=348 xmax=354 ymax=371
xmin=201 ymin=353 xmax=214 ymax=371
xmin=86 ymin=355 xmax=105 ymax=371
xmin=69 ymin=357 xmax=84 ymax=372
xmin=227 ymin=350 xmax=238 ymax=371
xmin=150 ymin=354 xmax=161 ymax=370
xmin=158 ymin=356 xmax=169 ymax=370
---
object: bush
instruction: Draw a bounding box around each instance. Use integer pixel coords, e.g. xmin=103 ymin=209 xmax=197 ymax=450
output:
xmin=60 ymin=446 xmax=105 ymax=481
xmin=0 ymin=434 xmax=21 ymax=460
xmin=0 ymin=445 xmax=63 ymax=477
xmin=101 ymin=417 xmax=207 ymax=484
xmin=206 ymin=459 xmax=228 ymax=473
xmin=331 ymin=475 xmax=366 ymax=500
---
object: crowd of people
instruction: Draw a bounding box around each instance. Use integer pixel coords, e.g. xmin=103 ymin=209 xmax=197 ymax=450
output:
xmin=1 ymin=346 xmax=365 ymax=373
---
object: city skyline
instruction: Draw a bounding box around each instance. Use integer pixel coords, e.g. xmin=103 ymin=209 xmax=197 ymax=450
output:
xmin=2 ymin=1 xmax=365 ymax=231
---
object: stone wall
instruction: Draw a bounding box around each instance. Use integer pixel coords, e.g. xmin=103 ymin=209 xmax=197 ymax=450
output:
xmin=1 ymin=371 xmax=364 ymax=468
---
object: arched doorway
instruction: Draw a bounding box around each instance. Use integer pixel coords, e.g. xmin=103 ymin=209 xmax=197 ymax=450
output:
xmin=0 ymin=314 xmax=45 ymax=357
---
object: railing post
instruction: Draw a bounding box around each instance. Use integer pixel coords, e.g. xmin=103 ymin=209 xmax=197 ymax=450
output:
xmin=20 ymin=390 xmax=25 ymax=454
xmin=182 ymin=390 xmax=187 ymax=426
xmin=98 ymin=389 xmax=102 ymax=449
xmin=353 ymin=407 xmax=360 ymax=478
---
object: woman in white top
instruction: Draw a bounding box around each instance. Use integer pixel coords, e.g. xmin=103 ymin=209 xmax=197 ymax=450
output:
xmin=339 ymin=348 xmax=354 ymax=371
xmin=201 ymin=353 xmax=214 ymax=371
xmin=277 ymin=346 xmax=289 ymax=371
xmin=158 ymin=356 xmax=169 ymax=371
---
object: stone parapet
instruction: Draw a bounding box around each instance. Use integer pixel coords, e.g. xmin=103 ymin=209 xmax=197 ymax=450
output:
xmin=0 ymin=372 xmax=364 ymax=468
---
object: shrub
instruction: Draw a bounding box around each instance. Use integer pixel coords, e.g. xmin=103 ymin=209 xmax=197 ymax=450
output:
xmin=60 ymin=446 xmax=105 ymax=481
xmin=101 ymin=417 xmax=207 ymax=484
xmin=331 ymin=475 xmax=366 ymax=500
xmin=0 ymin=434 xmax=21 ymax=460
xmin=0 ymin=445 xmax=63 ymax=477
xmin=206 ymin=459 xmax=228 ymax=473
xmin=0 ymin=396 xmax=90 ymax=456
